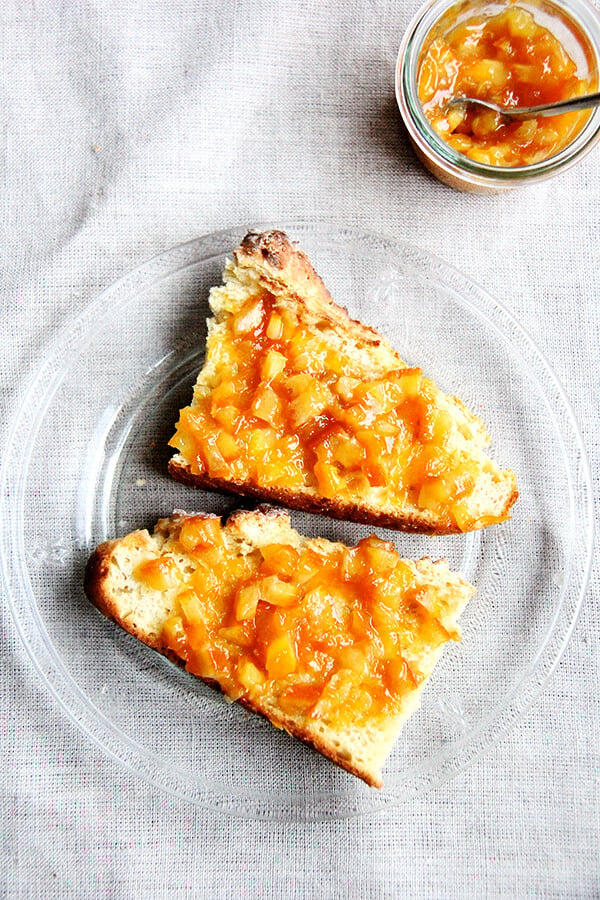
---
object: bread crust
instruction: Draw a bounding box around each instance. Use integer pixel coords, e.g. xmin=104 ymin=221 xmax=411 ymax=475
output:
xmin=84 ymin=508 xmax=475 ymax=788
xmin=85 ymin=535 xmax=188 ymax=670
xmin=168 ymin=453 xmax=503 ymax=536
xmin=233 ymin=230 xmax=397 ymax=356
xmin=169 ymin=230 xmax=518 ymax=533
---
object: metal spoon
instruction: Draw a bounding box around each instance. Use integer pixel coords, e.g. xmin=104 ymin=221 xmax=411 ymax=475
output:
xmin=445 ymin=91 xmax=600 ymax=121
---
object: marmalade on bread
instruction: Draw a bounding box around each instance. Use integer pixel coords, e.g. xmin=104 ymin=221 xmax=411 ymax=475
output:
xmin=170 ymin=291 xmax=509 ymax=532
xmin=134 ymin=515 xmax=458 ymax=728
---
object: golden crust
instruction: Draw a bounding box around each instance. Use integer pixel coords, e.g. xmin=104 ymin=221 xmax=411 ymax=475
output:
xmin=168 ymin=454 xmax=485 ymax=536
xmin=85 ymin=535 xmax=187 ymax=669
xmin=232 ymin=230 xmax=396 ymax=354
xmin=235 ymin=693 xmax=384 ymax=788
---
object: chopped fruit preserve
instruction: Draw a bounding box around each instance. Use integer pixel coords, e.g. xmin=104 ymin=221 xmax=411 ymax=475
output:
xmin=169 ymin=293 xmax=509 ymax=532
xmin=135 ymin=516 xmax=461 ymax=728
xmin=418 ymin=6 xmax=595 ymax=166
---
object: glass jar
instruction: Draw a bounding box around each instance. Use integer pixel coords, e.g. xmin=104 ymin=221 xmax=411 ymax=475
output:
xmin=396 ymin=0 xmax=600 ymax=192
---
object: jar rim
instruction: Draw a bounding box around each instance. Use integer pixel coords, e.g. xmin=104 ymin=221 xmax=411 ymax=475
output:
xmin=396 ymin=0 xmax=600 ymax=186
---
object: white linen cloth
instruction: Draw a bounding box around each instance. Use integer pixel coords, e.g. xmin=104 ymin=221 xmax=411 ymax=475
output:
xmin=2 ymin=0 xmax=598 ymax=896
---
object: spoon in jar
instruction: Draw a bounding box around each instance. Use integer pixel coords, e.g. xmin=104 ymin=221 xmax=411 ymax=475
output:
xmin=445 ymin=91 xmax=600 ymax=121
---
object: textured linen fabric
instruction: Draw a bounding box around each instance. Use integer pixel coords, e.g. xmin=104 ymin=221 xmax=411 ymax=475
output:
xmin=1 ymin=0 xmax=599 ymax=896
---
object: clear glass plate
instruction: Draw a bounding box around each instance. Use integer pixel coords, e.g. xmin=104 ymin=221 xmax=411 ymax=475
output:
xmin=2 ymin=223 xmax=593 ymax=821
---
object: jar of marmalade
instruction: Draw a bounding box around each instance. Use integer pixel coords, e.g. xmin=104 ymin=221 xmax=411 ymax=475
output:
xmin=396 ymin=0 xmax=600 ymax=191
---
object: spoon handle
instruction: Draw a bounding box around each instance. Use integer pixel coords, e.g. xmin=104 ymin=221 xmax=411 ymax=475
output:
xmin=515 ymin=91 xmax=600 ymax=119
xmin=449 ymin=92 xmax=600 ymax=120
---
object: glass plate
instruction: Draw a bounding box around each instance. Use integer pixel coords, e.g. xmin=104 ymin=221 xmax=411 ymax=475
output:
xmin=2 ymin=223 xmax=593 ymax=821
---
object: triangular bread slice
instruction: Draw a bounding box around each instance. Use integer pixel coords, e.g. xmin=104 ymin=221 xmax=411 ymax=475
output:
xmin=169 ymin=230 xmax=517 ymax=534
xmin=85 ymin=507 xmax=476 ymax=788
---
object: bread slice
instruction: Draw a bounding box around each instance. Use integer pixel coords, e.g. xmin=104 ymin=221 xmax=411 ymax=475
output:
xmin=85 ymin=506 xmax=476 ymax=787
xmin=168 ymin=230 xmax=517 ymax=534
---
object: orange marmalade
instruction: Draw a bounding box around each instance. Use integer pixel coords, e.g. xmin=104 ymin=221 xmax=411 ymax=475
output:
xmin=169 ymin=293 xmax=509 ymax=532
xmin=135 ymin=516 xmax=459 ymax=727
xmin=418 ymin=5 xmax=594 ymax=166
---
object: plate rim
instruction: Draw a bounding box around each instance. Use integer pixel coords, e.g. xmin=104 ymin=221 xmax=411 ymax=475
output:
xmin=1 ymin=220 xmax=595 ymax=820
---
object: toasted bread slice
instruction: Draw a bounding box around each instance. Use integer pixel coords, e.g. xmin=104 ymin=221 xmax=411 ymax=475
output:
xmin=85 ymin=506 xmax=476 ymax=787
xmin=168 ymin=231 xmax=517 ymax=534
